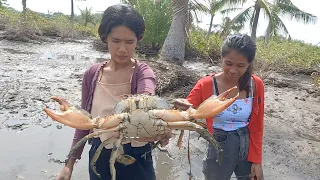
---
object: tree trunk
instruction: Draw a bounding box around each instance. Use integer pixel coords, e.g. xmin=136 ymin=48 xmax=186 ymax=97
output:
xmin=159 ymin=0 xmax=188 ymax=65
xmin=206 ymin=14 xmax=214 ymax=38
xmin=251 ymin=2 xmax=260 ymax=42
xmin=22 ymin=0 xmax=26 ymax=11
xmin=71 ymin=0 xmax=74 ymax=38
xmin=71 ymin=0 xmax=74 ymax=23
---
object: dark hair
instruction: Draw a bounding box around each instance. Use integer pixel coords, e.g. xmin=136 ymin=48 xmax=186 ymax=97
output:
xmin=98 ymin=4 xmax=145 ymax=42
xmin=221 ymin=34 xmax=256 ymax=92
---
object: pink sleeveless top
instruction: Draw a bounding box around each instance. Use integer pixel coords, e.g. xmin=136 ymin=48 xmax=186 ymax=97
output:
xmin=91 ymin=66 xmax=147 ymax=149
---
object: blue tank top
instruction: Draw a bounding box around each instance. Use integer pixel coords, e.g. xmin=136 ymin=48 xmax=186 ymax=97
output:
xmin=212 ymin=76 xmax=254 ymax=131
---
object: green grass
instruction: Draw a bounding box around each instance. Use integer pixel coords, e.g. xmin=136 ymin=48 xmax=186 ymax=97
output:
xmin=1 ymin=6 xmax=319 ymax=77
xmin=186 ymin=29 xmax=320 ymax=75
xmin=0 ymin=8 xmax=99 ymax=40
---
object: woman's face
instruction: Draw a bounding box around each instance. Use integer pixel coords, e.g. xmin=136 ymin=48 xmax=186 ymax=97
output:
xmin=106 ymin=25 xmax=138 ymax=65
xmin=221 ymin=49 xmax=250 ymax=81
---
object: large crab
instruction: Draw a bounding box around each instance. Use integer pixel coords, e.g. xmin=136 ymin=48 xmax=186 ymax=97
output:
xmin=44 ymin=86 xmax=239 ymax=180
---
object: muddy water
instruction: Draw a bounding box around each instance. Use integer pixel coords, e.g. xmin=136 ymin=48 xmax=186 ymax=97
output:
xmin=1 ymin=39 xmax=319 ymax=180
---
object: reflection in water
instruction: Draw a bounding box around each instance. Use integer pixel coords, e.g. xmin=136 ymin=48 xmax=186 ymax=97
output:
xmin=0 ymin=126 xmax=206 ymax=180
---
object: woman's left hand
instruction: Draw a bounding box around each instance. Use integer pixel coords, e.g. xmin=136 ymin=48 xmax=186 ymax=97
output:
xmin=250 ymin=163 xmax=263 ymax=180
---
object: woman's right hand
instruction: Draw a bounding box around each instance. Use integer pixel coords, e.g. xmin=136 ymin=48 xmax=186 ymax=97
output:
xmin=56 ymin=166 xmax=73 ymax=180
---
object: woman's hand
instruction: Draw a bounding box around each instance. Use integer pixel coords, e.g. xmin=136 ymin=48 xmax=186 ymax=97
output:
xmin=250 ymin=163 xmax=263 ymax=180
xmin=56 ymin=158 xmax=76 ymax=180
xmin=56 ymin=166 xmax=73 ymax=180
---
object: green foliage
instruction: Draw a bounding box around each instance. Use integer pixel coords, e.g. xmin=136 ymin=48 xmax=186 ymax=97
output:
xmin=126 ymin=0 xmax=172 ymax=48
xmin=79 ymin=7 xmax=95 ymax=26
xmin=186 ymin=27 xmax=223 ymax=60
xmin=256 ymin=37 xmax=320 ymax=73
xmin=0 ymin=0 xmax=7 ymax=7
xmin=0 ymin=1 xmax=172 ymax=47
xmin=187 ymin=29 xmax=320 ymax=74
xmin=0 ymin=7 xmax=99 ymax=39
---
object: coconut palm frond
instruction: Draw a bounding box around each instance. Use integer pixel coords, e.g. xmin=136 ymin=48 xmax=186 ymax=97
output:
xmin=275 ymin=0 xmax=294 ymax=6
xmin=265 ymin=11 xmax=291 ymax=45
xmin=273 ymin=14 xmax=291 ymax=37
xmin=221 ymin=0 xmax=248 ymax=7
xmin=230 ymin=5 xmax=254 ymax=28
xmin=220 ymin=7 xmax=243 ymax=16
xmin=277 ymin=2 xmax=317 ymax=24
xmin=259 ymin=0 xmax=272 ymax=19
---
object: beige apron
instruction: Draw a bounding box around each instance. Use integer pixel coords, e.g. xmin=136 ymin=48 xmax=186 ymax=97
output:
xmin=91 ymin=67 xmax=147 ymax=149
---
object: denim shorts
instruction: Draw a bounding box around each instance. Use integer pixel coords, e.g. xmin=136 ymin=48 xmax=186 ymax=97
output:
xmin=88 ymin=138 xmax=156 ymax=180
xmin=202 ymin=126 xmax=252 ymax=180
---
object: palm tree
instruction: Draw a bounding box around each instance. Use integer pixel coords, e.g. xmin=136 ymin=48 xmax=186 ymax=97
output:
xmin=160 ymin=0 xmax=214 ymax=64
xmin=214 ymin=16 xmax=243 ymax=37
xmin=79 ymin=7 xmax=95 ymax=26
xmin=159 ymin=0 xmax=243 ymax=64
xmin=159 ymin=0 xmax=189 ymax=65
xmin=206 ymin=0 xmax=233 ymax=37
xmin=229 ymin=0 xmax=317 ymax=42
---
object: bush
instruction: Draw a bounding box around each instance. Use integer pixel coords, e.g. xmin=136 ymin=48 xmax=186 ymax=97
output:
xmin=0 ymin=7 xmax=99 ymax=41
xmin=186 ymin=30 xmax=320 ymax=75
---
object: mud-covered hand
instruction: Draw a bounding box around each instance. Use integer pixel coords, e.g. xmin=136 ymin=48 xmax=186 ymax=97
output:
xmin=159 ymin=129 xmax=172 ymax=147
xmin=56 ymin=166 xmax=73 ymax=180
xmin=250 ymin=163 xmax=263 ymax=180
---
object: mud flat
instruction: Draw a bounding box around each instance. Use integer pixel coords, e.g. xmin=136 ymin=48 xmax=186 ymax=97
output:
xmin=0 ymin=39 xmax=319 ymax=180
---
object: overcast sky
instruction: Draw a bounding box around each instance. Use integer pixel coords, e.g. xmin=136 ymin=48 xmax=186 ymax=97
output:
xmin=6 ymin=0 xmax=320 ymax=45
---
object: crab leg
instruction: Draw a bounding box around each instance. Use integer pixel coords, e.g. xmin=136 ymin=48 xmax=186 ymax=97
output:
xmin=150 ymin=86 xmax=238 ymax=122
xmin=90 ymin=136 xmax=115 ymax=178
xmin=115 ymin=144 xmax=136 ymax=165
xmin=155 ymin=120 xmax=223 ymax=164
xmin=66 ymin=125 xmax=123 ymax=163
xmin=191 ymin=86 xmax=239 ymax=119
xmin=44 ymin=96 xmax=129 ymax=130
xmin=110 ymin=134 xmax=123 ymax=180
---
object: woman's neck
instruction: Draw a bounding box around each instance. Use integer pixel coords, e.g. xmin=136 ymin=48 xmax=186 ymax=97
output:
xmin=220 ymin=72 xmax=240 ymax=87
xmin=108 ymin=58 xmax=134 ymax=71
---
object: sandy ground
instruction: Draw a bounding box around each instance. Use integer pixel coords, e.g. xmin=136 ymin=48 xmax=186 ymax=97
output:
xmin=0 ymin=39 xmax=319 ymax=180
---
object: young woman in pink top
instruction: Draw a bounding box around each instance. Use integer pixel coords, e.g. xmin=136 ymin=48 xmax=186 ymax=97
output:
xmin=56 ymin=4 xmax=171 ymax=180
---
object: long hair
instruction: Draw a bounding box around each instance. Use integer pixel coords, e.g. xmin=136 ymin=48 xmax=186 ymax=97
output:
xmin=221 ymin=34 xmax=256 ymax=92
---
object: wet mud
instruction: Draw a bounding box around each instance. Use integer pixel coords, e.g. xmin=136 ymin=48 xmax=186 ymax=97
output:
xmin=0 ymin=39 xmax=319 ymax=180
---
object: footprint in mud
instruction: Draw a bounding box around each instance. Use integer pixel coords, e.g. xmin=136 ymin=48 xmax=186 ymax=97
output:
xmin=70 ymin=73 xmax=83 ymax=82
xmin=295 ymin=130 xmax=320 ymax=142
xmin=48 ymin=157 xmax=65 ymax=164
xmin=5 ymin=120 xmax=29 ymax=131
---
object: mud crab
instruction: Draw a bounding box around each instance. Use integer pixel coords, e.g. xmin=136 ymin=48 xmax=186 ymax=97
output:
xmin=44 ymin=86 xmax=239 ymax=180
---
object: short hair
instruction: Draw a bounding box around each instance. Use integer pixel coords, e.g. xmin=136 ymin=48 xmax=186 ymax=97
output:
xmin=98 ymin=4 xmax=145 ymax=42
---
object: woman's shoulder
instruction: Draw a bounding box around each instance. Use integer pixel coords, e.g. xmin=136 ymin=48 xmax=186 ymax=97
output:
xmin=252 ymin=75 xmax=264 ymax=86
xmin=135 ymin=60 xmax=155 ymax=76
xmin=83 ymin=61 xmax=105 ymax=77
xmin=197 ymin=73 xmax=217 ymax=84
xmin=136 ymin=60 xmax=152 ymax=70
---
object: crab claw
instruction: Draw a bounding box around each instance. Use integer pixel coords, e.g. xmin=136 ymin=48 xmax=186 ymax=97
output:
xmin=190 ymin=86 xmax=239 ymax=119
xmin=44 ymin=96 xmax=96 ymax=130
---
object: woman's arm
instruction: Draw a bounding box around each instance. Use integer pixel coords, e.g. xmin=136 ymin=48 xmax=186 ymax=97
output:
xmin=67 ymin=68 xmax=93 ymax=163
xmin=136 ymin=63 xmax=156 ymax=94
xmin=248 ymin=76 xmax=265 ymax=164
